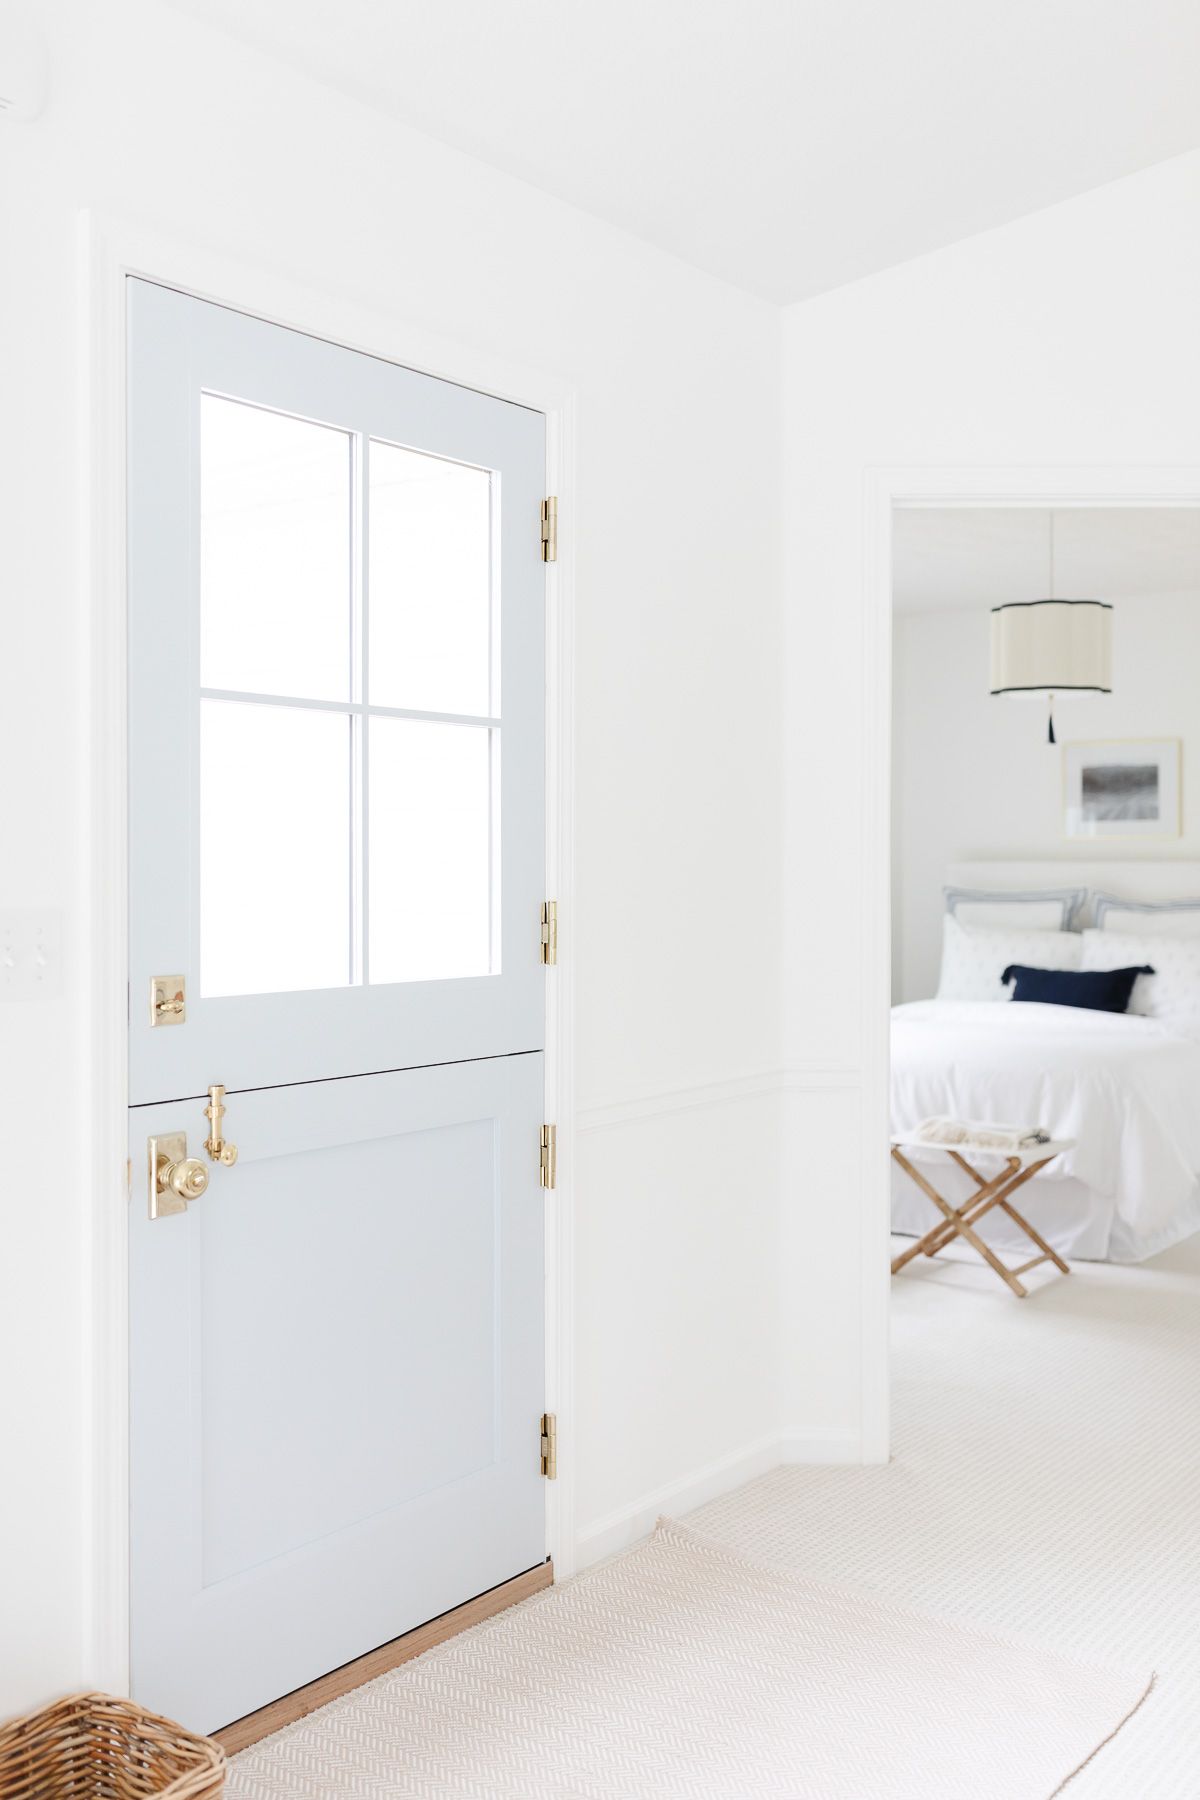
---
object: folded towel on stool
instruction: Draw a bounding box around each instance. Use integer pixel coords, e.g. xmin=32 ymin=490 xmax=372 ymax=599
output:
xmin=913 ymin=1116 xmax=1052 ymax=1152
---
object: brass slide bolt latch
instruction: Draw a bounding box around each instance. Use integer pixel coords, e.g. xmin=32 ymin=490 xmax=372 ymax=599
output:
xmin=148 ymin=1133 xmax=209 ymax=1219
xmin=149 ymin=974 xmax=186 ymax=1026
xmin=203 ymin=1084 xmax=239 ymax=1166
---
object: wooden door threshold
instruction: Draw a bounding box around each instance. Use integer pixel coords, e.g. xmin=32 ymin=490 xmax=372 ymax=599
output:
xmin=214 ymin=1559 xmax=554 ymax=1755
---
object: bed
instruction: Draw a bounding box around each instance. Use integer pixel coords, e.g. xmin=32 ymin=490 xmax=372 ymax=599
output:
xmin=892 ymin=861 xmax=1200 ymax=1263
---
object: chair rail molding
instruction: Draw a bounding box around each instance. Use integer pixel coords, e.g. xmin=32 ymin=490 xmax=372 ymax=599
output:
xmin=576 ymin=1065 xmax=861 ymax=1133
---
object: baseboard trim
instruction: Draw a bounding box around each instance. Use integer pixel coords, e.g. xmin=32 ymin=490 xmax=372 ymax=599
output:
xmin=574 ymin=1422 xmax=862 ymax=1568
xmin=574 ymin=1433 xmax=783 ymax=1566
xmin=214 ymin=1559 xmax=553 ymax=1754
xmin=779 ymin=1426 xmax=863 ymax=1463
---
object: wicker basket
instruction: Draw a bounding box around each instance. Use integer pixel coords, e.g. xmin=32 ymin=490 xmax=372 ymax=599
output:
xmin=0 ymin=1693 xmax=225 ymax=1799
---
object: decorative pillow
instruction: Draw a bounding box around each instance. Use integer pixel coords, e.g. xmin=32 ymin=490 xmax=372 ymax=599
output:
xmin=1001 ymin=963 xmax=1153 ymax=1014
xmin=1093 ymin=894 xmax=1200 ymax=938
xmin=944 ymin=886 xmax=1086 ymax=932
xmin=936 ymin=915 xmax=1083 ymax=1002
xmin=1081 ymin=929 xmax=1200 ymax=1034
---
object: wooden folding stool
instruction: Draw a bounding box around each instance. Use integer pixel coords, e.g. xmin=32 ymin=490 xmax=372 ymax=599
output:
xmin=891 ymin=1137 xmax=1074 ymax=1298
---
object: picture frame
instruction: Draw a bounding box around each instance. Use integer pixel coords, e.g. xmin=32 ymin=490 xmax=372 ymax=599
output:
xmin=1063 ymin=739 xmax=1181 ymax=840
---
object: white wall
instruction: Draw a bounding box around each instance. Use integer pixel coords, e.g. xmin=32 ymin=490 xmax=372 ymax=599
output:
xmin=10 ymin=0 xmax=1200 ymax=1725
xmin=779 ymin=148 xmax=1200 ymax=1463
xmin=0 ymin=0 xmax=782 ymax=1714
xmin=893 ymin=590 xmax=1200 ymax=1002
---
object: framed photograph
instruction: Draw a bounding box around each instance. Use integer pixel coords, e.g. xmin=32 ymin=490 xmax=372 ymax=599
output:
xmin=1063 ymin=739 xmax=1181 ymax=840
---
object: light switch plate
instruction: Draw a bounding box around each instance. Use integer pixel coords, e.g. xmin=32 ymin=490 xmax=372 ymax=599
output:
xmin=0 ymin=909 xmax=62 ymax=1000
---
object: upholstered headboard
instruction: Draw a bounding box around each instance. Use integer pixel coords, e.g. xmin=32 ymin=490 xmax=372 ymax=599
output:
xmin=947 ymin=861 xmax=1200 ymax=927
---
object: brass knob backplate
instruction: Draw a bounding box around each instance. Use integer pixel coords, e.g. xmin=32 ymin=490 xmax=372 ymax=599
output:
xmin=147 ymin=1132 xmax=208 ymax=1219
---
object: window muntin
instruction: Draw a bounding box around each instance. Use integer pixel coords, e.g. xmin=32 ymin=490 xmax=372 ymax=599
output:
xmin=198 ymin=401 xmax=500 ymax=998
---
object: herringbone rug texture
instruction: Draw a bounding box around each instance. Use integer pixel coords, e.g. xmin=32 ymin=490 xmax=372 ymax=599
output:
xmin=228 ymin=1517 xmax=1149 ymax=1798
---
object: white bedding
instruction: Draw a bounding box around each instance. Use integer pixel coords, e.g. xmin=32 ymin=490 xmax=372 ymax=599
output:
xmin=892 ymin=999 xmax=1200 ymax=1262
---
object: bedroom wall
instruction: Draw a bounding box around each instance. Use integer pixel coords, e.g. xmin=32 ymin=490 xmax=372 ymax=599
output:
xmin=778 ymin=146 xmax=1200 ymax=1465
xmin=0 ymin=0 xmax=782 ymax=1712
xmin=893 ymin=590 xmax=1200 ymax=1002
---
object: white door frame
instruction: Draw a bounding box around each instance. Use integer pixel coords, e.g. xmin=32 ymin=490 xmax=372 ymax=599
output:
xmin=80 ymin=210 xmax=577 ymax=1693
xmin=863 ymin=461 xmax=1200 ymax=1462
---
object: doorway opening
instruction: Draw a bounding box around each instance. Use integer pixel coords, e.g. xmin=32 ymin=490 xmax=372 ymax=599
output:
xmin=879 ymin=494 xmax=1200 ymax=1764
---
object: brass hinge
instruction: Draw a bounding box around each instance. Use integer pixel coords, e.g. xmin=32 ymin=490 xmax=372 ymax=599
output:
xmin=539 ymin=1123 xmax=557 ymax=1190
xmin=540 ymin=899 xmax=558 ymax=966
xmin=540 ymin=496 xmax=558 ymax=563
xmin=540 ymin=1412 xmax=558 ymax=1479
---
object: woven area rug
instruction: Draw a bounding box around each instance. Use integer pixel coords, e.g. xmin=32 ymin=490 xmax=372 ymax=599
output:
xmin=228 ymin=1519 xmax=1153 ymax=1799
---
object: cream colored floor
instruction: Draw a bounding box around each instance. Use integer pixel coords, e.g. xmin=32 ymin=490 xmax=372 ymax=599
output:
xmin=687 ymin=1231 xmax=1200 ymax=1796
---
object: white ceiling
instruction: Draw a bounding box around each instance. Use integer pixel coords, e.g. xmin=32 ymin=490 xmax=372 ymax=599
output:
xmin=892 ymin=508 xmax=1200 ymax=613
xmin=166 ymin=0 xmax=1200 ymax=303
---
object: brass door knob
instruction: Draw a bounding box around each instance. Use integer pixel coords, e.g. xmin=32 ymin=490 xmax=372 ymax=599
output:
xmin=148 ymin=1132 xmax=210 ymax=1217
xmin=159 ymin=1154 xmax=209 ymax=1202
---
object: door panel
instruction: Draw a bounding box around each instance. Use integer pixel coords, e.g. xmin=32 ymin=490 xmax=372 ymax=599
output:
xmin=126 ymin=280 xmax=548 ymax=1734
xmin=127 ymin=279 xmax=544 ymax=1102
xmin=130 ymin=1054 xmax=545 ymax=1733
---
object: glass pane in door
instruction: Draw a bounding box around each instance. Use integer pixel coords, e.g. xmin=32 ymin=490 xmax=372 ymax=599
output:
xmin=368 ymin=442 xmax=494 ymax=717
xmin=201 ymin=700 xmax=351 ymax=997
xmin=200 ymin=396 xmax=352 ymax=703
xmin=368 ymin=718 xmax=495 ymax=984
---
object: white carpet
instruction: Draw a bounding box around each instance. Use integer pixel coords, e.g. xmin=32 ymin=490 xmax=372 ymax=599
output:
xmin=689 ymin=1233 xmax=1200 ymax=1795
xmin=228 ymin=1518 xmax=1149 ymax=1798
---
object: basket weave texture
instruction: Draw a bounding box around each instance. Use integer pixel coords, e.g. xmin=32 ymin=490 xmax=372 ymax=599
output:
xmin=0 ymin=1693 xmax=225 ymax=1799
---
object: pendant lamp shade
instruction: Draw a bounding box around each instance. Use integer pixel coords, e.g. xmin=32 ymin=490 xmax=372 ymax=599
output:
xmin=990 ymin=600 xmax=1112 ymax=698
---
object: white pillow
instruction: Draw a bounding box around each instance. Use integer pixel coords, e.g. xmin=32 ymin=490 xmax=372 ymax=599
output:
xmin=936 ymin=915 xmax=1083 ymax=1002
xmin=1093 ymin=894 xmax=1200 ymax=938
xmin=945 ymin=886 xmax=1086 ymax=932
xmin=1081 ymin=928 xmax=1200 ymax=1032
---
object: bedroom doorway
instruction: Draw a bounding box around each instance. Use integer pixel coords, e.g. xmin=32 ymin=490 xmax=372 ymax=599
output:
xmin=889 ymin=499 xmax=1200 ymax=1270
xmin=126 ymin=278 xmax=551 ymax=1735
xmin=875 ymin=490 xmax=1200 ymax=1781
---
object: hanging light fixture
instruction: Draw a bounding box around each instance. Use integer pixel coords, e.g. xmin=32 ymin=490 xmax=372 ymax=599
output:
xmin=990 ymin=512 xmax=1112 ymax=742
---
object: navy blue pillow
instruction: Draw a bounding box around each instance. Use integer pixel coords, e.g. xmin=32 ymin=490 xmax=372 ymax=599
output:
xmin=1001 ymin=964 xmax=1154 ymax=1013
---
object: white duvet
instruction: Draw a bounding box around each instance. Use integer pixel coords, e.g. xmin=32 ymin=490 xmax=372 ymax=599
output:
xmin=892 ymin=1000 xmax=1200 ymax=1261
